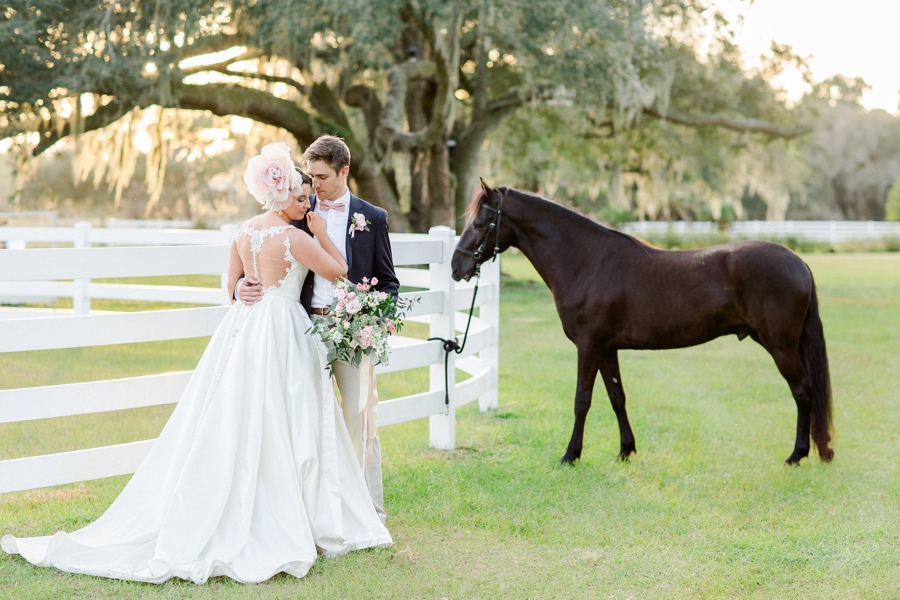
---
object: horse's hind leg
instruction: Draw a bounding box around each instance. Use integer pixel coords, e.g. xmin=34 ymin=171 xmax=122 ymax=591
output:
xmin=561 ymin=348 xmax=601 ymax=465
xmin=768 ymin=346 xmax=811 ymax=465
xmin=599 ymin=349 xmax=636 ymax=460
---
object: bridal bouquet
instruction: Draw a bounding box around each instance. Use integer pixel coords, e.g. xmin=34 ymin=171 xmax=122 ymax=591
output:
xmin=309 ymin=277 xmax=416 ymax=370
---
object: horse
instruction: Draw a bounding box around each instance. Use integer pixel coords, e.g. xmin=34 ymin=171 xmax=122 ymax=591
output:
xmin=451 ymin=181 xmax=834 ymax=466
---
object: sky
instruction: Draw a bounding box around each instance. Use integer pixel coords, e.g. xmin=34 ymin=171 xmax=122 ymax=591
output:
xmin=712 ymin=0 xmax=900 ymax=113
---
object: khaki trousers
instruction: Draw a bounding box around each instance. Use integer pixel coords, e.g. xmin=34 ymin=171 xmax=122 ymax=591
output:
xmin=332 ymin=360 xmax=386 ymax=523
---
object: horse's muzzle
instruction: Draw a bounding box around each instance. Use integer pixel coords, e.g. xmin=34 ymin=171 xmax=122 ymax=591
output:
xmin=450 ymin=252 xmax=474 ymax=282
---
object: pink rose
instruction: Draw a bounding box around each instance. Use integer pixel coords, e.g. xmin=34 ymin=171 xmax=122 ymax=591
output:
xmin=370 ymin=277 xmax=378 ymax=285
xmin=386 ymin=319 xmax=395 ymax=333
xmin=346 ymin=298 xmax=362 ymax=314
xmin=347 ymin=292 xmax=356 ymax=300
xmin=358 ymin=326 xmax=374 ymax=348
xmin=258 ymin=164 xmax=285 ymax=188
xmin=243 ymin=142 xmax=298 ymax=211
xmin=357 ymin=283 xmax=364 ymax=291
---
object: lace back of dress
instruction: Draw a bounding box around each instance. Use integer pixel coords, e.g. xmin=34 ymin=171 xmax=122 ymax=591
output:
xmin=237 ymin=224 xmax=306 ymax=299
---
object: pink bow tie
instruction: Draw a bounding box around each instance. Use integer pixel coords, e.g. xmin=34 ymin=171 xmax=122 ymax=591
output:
xmin=319 ymin=199 xmax=346 ymax=213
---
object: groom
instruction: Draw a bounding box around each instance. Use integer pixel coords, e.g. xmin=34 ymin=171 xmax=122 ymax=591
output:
xmin=237 ymin=135 xmax=399 ymax=523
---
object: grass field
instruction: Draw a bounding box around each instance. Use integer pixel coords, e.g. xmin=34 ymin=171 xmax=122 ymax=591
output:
xmin=2 ymin=252 xmax=899 ymax=598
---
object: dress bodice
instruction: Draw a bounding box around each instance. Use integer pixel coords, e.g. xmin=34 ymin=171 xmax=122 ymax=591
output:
xmin=236 ymin=224 xmax=309 ymax=301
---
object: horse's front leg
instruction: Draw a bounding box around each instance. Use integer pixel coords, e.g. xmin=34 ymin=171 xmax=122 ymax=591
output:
xmin=599 ymin=349 xmax=636 ymax=460
xmin=561 ymin=347 xmax=600 ymax=465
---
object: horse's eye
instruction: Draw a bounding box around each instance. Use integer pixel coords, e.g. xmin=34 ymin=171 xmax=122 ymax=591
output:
xmin=473 ymin=221 xmax=484 ymax=230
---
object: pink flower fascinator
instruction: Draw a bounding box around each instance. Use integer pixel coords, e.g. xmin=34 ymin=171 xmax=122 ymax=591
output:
xmin=243 ymin=142 xmax=303 ymax=211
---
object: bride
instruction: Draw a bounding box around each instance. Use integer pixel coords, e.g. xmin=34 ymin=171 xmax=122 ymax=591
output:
xmin=1 ymin=142 xmax=392 ymax=584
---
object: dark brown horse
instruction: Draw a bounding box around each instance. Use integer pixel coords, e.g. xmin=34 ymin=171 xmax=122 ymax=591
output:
xmin=451 ymin=182 xmax=833 ymax=465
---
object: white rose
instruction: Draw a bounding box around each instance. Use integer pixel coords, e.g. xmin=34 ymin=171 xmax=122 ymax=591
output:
xmin=346 ymin=298 xmax=362 ymax=314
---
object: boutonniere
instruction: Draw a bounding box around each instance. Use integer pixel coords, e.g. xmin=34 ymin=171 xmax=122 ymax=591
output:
xmin=349 ymin=212 xmax=370 ymax=238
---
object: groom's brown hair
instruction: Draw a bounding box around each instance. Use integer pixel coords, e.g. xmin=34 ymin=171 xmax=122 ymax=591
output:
xmin=302 ymin=135 xmax=350 ymax=173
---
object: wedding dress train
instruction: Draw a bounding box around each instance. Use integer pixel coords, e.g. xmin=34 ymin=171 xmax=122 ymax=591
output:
xmin=2 ymin=224 xmax=391 ymax=583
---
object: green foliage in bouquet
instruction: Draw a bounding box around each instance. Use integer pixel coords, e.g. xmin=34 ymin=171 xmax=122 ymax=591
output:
xmin=307 ymin=277 xmax=417 ymax=370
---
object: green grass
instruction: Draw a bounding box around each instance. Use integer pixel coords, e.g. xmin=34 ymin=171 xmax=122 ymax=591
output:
xmin=2 ymin=252 xmax=900 ymax=598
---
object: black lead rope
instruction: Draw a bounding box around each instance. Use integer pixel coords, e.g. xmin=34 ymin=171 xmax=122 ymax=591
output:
xmin=428 ymin=267 xmax=481 ymax=414
xmin=431 ymin=191 xmax=502 ymax=413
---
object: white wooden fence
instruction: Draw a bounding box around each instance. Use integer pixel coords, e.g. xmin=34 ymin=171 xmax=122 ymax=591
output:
xmin=622 ymin=220 xmax=900 ymax=243
xmin=0 ymin=223 xmax=237 ymax=309
xmin=106 ymin=218 xmax=195 ymax=229
xmin=0 ymin=225 xmax=500 ymax=494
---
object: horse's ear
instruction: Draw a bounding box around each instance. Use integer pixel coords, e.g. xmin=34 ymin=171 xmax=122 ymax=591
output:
xmin=480 ymin=177 xmax=492 ymax=195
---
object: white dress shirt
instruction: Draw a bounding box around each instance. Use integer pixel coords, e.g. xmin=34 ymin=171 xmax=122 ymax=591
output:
xmin=310 ymin=188 xmax=351 ymax=308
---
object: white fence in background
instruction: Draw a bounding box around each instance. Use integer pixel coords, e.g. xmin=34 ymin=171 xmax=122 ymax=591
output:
xmin=107 ymin=218 xmax=196 ymax=229
xmin=0 ymin=223 xmax=236 ymax=309
xmin=623 ymin=220 xmax=900 ymax=243
xmin=0 ymin=225 xmax=500 ymax=494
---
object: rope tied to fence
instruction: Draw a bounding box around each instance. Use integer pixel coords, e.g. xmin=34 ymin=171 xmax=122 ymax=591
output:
xmin=428 ymin=265 xmax=481 ymax=415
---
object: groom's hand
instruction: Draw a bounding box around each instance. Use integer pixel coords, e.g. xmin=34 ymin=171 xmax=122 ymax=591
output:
xmin=236 ymin=276 xmax=262 ymax=306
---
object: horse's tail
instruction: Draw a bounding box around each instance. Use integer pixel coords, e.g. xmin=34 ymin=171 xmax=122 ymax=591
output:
xmin=800 ymin=277 xmax=834 ymax=461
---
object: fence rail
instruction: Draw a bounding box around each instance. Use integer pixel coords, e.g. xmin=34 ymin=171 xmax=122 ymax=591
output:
xmin=622 ymin=220 xmax=900 ymax=243
xmin=0 ymin=224 xmax=447 ymax=310
xmin=0 ymin=225 xmax=500 ymax=495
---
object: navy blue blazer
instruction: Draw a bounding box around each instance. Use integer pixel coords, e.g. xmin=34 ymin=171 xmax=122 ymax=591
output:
xmin=292 ymin=193 xmax=400 ymax=313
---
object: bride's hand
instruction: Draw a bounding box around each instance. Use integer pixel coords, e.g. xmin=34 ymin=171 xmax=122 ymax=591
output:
xmin=306 ymin=212 xmax=326 ymax=237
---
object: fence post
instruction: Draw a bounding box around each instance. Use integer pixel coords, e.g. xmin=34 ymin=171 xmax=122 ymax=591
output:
xmin=50 ymin=210 xmax=58 ymax=248
xmin=73 ymin=221 xmax=91 ymax=315
xmin=219 ymin=224 xmax=239 ymax=305
xmin=428 ymin=226 xmax=456 ymax=450
xmin=478 ymin=255 xmax=500 ymax=412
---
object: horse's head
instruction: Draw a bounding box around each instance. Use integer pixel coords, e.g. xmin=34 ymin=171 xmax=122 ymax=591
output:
xmin=451 ymin=179 xmax=514 ymax=281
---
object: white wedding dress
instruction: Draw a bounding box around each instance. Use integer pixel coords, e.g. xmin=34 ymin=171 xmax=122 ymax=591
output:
xmin=2 ymin=224 xmax=392 ymax=584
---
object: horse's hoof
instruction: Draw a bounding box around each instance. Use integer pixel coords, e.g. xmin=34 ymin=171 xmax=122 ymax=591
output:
xmin=784 ymin=449 xmax=807 ymax=465
xmin=560 ymin=450 xmax=580 ymax=465
xmin=617 ymin=443 xmax=636 ymax=461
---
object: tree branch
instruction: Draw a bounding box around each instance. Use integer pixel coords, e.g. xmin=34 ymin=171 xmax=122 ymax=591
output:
xmin=32 ymin=98 xmax=141 ymax=155
xmin=175 ymin=34 xmax=251 ymax=61
xmin=199 ymin=65 xmax=307 ymax=96
xmin=308 ymin=82 xmax=353 ymax=134
xmin=485 ymin=91 xmax=530 ymax=115
xmin=377 ymin=59 xmax=439 ymax=153
xmin=172 ymin=82 xmax=327 ymax=145
xmin=178 ymin=49 xmax=264 ymax=75
xmin=31 ymin=80 xmax=323 ymax=156
xmin=643 ymin=106 xmax=812 ymax=138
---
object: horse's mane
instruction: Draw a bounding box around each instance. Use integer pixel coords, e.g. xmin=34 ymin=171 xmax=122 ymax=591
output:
xmin=469 ymin=186 xmax=653 ymax=254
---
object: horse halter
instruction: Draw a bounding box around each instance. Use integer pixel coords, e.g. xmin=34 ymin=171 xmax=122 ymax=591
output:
xmin=456 ymin=191 xmax=504 ymax=273
xmin=431 ymin=190 xmax=503 ymax=414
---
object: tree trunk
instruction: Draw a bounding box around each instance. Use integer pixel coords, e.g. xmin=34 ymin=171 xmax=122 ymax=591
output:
xmin=406 ymin=77 xmax=431 ymax=232
xmin=832 ymin=173 xmax=852 ymax=219
xmin=608 ymin=164 xmax=629 ymax=209
xmin=451 ymin=134 xmax=482 ymax=230
xmin=450 ymin=106 xmax=520 ymax=229
xmin=427 ymin=138 xmax=453 ymax=227
xmin=351 ymin=161 xmax=411 ymax=232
